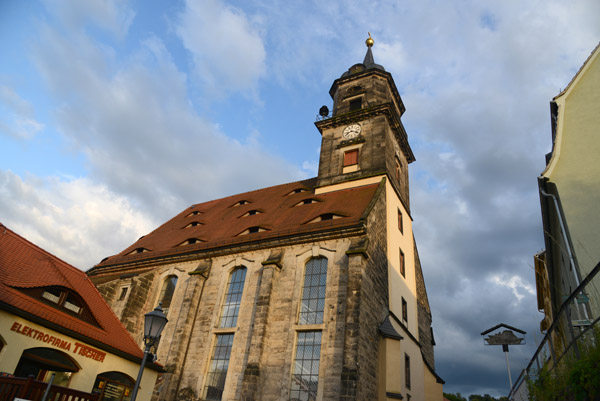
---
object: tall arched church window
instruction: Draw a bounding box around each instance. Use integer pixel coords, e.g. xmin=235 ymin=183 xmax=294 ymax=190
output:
xmin=159 ymin=275 xmax=178 ymax=315
xmin=219 ymin=267 xmax=247 ymax=328
xmin=299 ymin=257 xmax=328 ymax=325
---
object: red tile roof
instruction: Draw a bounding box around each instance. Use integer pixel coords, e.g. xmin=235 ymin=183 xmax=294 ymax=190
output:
xmin=0 ymin=223 xmax=145 ymax=360
xmin=93 ymin=178 xmax=382 ymax=269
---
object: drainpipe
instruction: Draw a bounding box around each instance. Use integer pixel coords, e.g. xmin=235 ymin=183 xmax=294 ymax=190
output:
xmin=539 ymin=182 xmax=589 ymax=322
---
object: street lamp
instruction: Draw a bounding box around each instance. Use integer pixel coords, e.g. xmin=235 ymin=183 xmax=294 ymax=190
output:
xmin=130 ymin=304 xmax=168 ymax=401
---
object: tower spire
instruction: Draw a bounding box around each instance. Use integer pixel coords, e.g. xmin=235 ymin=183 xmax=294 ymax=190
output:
xmin=362 ymin=33 xmax=381 ymax=70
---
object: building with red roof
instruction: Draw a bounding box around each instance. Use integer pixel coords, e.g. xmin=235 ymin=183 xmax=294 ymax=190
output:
xmin=0 ymin=223 xmax=160 ymax=401
xmin=88 ymin=37 xmax=444 ymax=401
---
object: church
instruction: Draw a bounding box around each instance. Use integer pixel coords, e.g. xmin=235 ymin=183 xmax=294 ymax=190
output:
xmin=87 ymin=36 xmax=444 ymax=401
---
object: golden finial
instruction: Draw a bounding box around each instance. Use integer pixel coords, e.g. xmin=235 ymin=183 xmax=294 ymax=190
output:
xmin=366 ymin=32 xmax=374 ymax=48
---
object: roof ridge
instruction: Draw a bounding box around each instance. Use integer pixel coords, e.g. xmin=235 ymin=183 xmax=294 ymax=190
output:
xmin=190 ymin=177 xmax=317 ymax=207
xmin=554 ymin=41 xmax=600 ymax=99
xmin=0 ymin=223 xmax=82 ymax=273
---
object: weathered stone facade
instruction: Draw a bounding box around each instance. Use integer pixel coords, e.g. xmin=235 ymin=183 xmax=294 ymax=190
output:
xmin=88 ymin=39 xmax=443 ymax=401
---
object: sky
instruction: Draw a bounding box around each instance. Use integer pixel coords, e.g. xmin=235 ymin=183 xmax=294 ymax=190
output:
xmin=1 ymin=0 xmax=599 ymax=397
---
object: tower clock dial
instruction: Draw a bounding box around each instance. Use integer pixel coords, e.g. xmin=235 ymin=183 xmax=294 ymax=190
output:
xmin=342 ymin=123 xmax=362 ymax=139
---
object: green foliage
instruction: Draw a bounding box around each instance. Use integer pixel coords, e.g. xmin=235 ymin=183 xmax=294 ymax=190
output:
xmin=469 ymin=395 xmax=508 ymax=401
xmin=443 ymin=393 xmax=507 ymax=401
xmin=527 ymin=332 xmax=600 ymax=401
xmin=444 ymin=393 xmax=467 ymax=401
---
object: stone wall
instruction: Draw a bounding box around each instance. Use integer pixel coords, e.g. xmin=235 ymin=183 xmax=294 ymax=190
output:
xmin=414 ymin=243 xmax=435 ymax=369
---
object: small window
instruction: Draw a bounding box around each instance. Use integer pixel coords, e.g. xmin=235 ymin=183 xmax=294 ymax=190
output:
xmin=349 ymin=97 xmax=362 ymax=112
xmin=240 ymin=210 xmax=261 ymax=217
xmin=40 ymin=287 xmax=84 ymax=315
xmin=119 ymin=287 xmax=128 ymax=301
xmin=238 ymin=226 xmax=268 ymax=235
xmin=287 ymin=188 xmax=308 ymax=195
xmin=400 ymin=249 xmax=405 ymax=278
xmin=396 ymin=160 xmax=401 ymax=181
xmin=184 ymin=221 xmax=203 ymax=228
xmin=307 ymin=213 xmax=344 ymax=223
xmin=402 ymin=298 xmax=408 ymax=323
xmin=343 ymin=149 xmax=359 ymax=167
xmin=42 ymin=288 xmax=61 ymax=304
xmin=64 ymin=294 xmax=82 ymax=314
xmin=232 ymin=200 xmax=250 ymax=207
xmin=293 ymin=199 xmax=319 ymax=207
xmin=186 ymin=210 xmax=202 ymax=217
xmin=127 ymin=247 xmax=149 ymax=255
xmin=177 ymin=238 xmax=203 ymax=246
xmin=397 ymin=209 xmax=403 ymax=234
xmin=405 ymin=354 xmax=411 ymax=389
xmin=159 ymin=275 xmax=178 ymax=315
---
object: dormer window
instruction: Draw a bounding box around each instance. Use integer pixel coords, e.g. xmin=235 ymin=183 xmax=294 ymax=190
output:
xmin=287 ymin=188 xmax=308 ymax=195
xmin=184 ymin=221 xmax=203 ymax=228
xmin=186 ymin=210 xmax=203 ymax=217
xmin=232 ymin=200 xmax=251 ymax=207
xmin=238 ymin=226 xmax=268 ymax=235
xmin=294 ymin=199 xmax=320 ymax=206
xmin=307 ymin=213 xmax=344 ymax=223
xmin=41 ymin=287 xmax=84 ymax=315
xmin=240 ymin=210 xmax=262 ymax=217
xmin=127 ymin=247 xmax=150 ymax=255
xmin=177 ymin=238 xmax=204 ymax=246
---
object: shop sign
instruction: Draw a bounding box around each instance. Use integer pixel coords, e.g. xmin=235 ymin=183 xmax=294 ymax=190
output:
xmin=10 ymin=321 xmax=106 ymax=362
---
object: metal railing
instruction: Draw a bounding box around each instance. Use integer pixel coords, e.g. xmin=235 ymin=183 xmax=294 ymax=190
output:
xmin=508 ymin=262 xmax=600 ymax=400
xmin=0 ymin=375 xmax=98 ymax=401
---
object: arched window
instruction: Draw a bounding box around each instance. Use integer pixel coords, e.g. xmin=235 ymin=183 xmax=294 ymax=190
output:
xmin=14 ymin=347 xmax=80 ymax=387
xmin=290 ymin=257 xmax=328 ymax=401
xmin=299 ymin=257 xmax=328 ymax=325
xmin=158 ymin=275 xmax=178 ymax=315
xmin=219 ymin=267 xmax=247 ymax=328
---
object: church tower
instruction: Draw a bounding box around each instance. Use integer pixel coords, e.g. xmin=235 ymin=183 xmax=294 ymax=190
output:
xmin=315 ymin=34 xmax=414 ymax=211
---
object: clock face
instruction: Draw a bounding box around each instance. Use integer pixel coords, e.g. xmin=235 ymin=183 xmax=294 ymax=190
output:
xmin=342 ymin=123 xmax=362 ymax=139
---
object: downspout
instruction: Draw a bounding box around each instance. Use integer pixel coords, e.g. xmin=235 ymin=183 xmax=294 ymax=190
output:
xmin=539 ymin=184 xmax=580 ymax=287
xmin=539 ymin=182 xmax=589 ymax=321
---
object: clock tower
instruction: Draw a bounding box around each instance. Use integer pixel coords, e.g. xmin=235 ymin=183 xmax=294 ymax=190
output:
xmin=315 ymin=35 xmax=414 ymax=211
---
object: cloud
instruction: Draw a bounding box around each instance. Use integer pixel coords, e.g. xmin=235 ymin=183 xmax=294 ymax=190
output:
xmin=41 ymin=0 xmax=135 ymax=38
xmin=30 ymin=14 xmax=303 ymax=228
xmin=490 ymin=274 xmax=536 ymax=302
xmin=175 ymin=0 xmax=266 ymax=95
xmin=0 ymin=85 xmax=44 ymax=139
xmin=0 ymin=170 xmax=155 ymax=269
